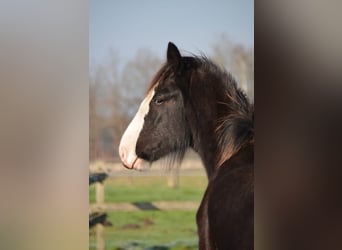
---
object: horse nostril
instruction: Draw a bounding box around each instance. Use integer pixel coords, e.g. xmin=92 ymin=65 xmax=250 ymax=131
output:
xmin=119 ymin=146 xmax=134 ymax=169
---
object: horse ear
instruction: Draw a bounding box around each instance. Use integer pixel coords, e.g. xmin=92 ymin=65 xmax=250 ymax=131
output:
xmin=167 ymin=42 xmax=181 ymax=68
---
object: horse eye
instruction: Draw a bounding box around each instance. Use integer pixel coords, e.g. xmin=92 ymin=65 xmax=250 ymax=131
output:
xmin=154 ymin=98 xmax=164 ymax=105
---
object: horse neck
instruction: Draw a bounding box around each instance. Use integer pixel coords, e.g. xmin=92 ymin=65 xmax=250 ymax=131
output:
xmin=186 ymin=87 xmax=227 ymax=178
xmin=189 ymin=119 xmax=218 ymax=178
xmin=185 ymin=73 xmax=252 ymax=179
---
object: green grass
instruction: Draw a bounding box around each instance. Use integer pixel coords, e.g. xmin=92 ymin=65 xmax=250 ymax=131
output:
xmin=89 ymin=175 xmax=207 ymax=249
xmin=89 ymin=175 xmax=207 ymax=203
xmin=90 ymin=211 xmax=198 ymax=250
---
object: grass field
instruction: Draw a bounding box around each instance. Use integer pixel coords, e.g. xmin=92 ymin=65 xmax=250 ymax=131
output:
xmin=90 ymin=211 xmax=198 ymax=250
xmin=89 ymin=175 xmax=207 ymax=250
xmin=89 ymin=175 xmax=207 ymax=203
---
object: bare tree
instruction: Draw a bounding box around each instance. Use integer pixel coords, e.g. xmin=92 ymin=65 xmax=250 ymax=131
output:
xmin=90 ymin=50 xmax=122 ymax=161
xmin=120 ymin=48 xmax=163 ymax=117
xmin=211 ymin=34 xmax=254 ymax=100
xmin=90 ymin=48 xmax=162 ymax=161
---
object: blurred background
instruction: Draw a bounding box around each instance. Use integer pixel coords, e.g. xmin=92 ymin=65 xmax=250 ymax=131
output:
xmin=89 ymin=1 xmax=253 ymax=249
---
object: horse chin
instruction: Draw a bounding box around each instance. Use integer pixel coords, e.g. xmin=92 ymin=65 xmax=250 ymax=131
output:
xmin=133 ymin=158 xmax=151 ymax=171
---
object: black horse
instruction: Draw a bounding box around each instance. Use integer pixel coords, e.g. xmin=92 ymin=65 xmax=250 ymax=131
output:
xmin=119 ymin=42 xmax=254 ymax=249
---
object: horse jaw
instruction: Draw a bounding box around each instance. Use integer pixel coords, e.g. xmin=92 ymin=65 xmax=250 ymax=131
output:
xmin=119 ymin=88 xmax=155 ymax=170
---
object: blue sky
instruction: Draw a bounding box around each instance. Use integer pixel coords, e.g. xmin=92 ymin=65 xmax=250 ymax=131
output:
xmin=90 ymin=0 xmax=253 ymax=68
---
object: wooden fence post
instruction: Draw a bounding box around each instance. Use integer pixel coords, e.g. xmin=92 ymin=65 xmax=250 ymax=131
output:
xmin=96 ymin=223 xmax=105 ymax=250
xmin=167 ymin=166 xmax=180 ymax=189
xmin=96 ymin=181 xmax=105 ymax=250
xmin=95 ymin=181 xmax=105 ymax=205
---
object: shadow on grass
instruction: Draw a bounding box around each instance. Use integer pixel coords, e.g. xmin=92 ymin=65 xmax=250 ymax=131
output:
xmin=90 ymin=240 xmax=198 ymax=250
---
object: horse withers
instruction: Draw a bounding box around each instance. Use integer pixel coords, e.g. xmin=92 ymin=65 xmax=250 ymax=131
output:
xmin=119 ymin=42 xmax=254 ymax=250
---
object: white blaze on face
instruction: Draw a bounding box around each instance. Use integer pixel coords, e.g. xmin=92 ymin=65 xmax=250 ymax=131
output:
xmin=119 ymin=88 xmax=155 ymax=170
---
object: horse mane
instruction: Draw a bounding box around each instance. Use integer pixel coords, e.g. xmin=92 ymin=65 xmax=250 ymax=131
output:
xmin=192 ymin=56 xmax=254 ymax=167
xmin=209 ymin=62 xmax=254 ymax=167
xmin=215 ymin=101 xmax=253 ymax=166
xmin=147 ymin=55 xmax=199 ymax=93
xmin=146 ymin=63 xmax=173 ymax=93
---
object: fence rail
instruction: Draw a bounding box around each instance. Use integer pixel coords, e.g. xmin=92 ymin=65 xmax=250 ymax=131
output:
xmin=90 ymin=201 xmax=200 ymax=212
